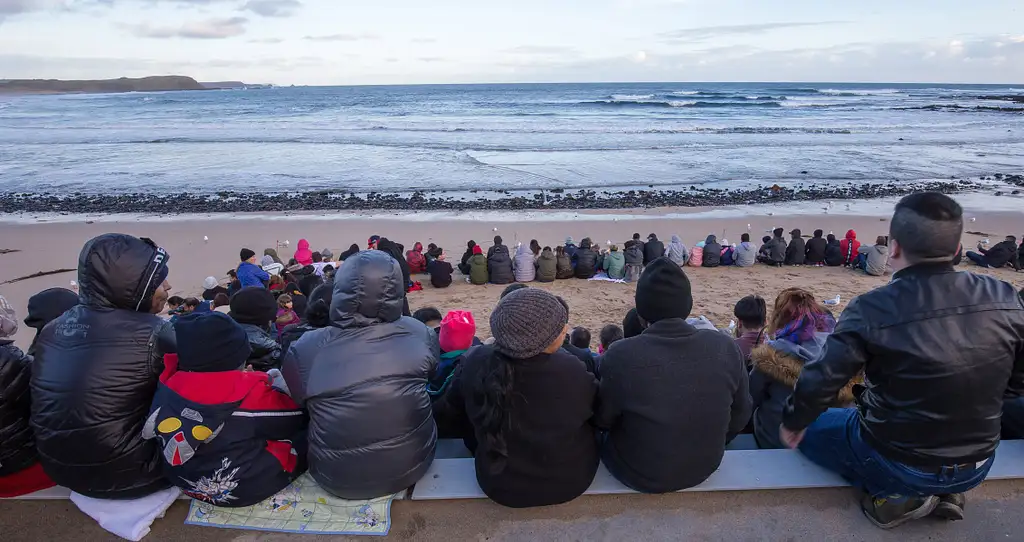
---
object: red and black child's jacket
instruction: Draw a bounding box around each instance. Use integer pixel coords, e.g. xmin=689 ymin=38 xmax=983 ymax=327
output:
xmin=143 ymin=354 xmax=308 ymax=507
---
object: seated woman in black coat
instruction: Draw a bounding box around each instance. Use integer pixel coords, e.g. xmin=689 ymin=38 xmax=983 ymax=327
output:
xmin=434 ymin=289 xmax=598 ymax=508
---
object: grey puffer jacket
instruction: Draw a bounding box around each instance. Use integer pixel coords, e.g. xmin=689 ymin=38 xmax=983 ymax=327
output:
xmin=283 ymin=250 xmax=438 ymax=499
xmin=513 ymin=244 xmax=536 ymax=283
xmin=665 ymin=236 xmax=689 ymax=266
xmin=488 ymin=245 xmax=515 ymax=285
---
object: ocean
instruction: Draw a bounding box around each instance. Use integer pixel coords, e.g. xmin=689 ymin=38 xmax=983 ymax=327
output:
xmin=1 ymin=82 xmax=1023 ymax=197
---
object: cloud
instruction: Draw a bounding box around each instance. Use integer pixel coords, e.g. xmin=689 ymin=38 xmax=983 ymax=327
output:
xmin=124 ymin=16 xmax=247 ymax=39
xmin=303 ymin=33 xmax=377 ymax=42
xmin=248 ymin=37 xmax=282 ymax=43
xmin=241 ymin=0 xmax=300 ymax=17
xmin=659 ymin=21 xmax=845 ymax=43
xmin=504 ymin=45 xmax=578 ymax=55
xmin=411 ymin=37 xmax=436 ymax=44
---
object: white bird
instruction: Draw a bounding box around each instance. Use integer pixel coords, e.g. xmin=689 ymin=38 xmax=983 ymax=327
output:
xmin=613 ymin=218 xmax=619 ymax=222
xmin=767 ymin=212 xmax=775 ymax=216
xmin=606 ymin=240 xmax=612 ymax=245
xmin=493 ymin=227 xmax=498 ymax=232
xmin=747 ymin=224 xmax=751 ymax=231
xmin=203 ymin=235 xmax=209 ymax=243
xmin=282 ymin=240 xmax=290 ymax=247
xmin=970 ymin=217 xmax=977 ymax=223
xmin=845 ymin=203 xmax=852 ymax=211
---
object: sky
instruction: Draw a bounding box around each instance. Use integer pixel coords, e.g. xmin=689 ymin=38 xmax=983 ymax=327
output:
xmin=0 ymin=0 xmax=1022 ymax=85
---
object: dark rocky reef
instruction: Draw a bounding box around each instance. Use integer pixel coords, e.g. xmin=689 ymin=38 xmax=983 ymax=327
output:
xmin=0 ymin=76 xmax=207 ymax=95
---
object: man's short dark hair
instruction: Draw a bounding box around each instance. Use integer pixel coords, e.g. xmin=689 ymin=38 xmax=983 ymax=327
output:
xmin=184 ymin=297 xmax=201 ymax=309
xmin=633 ymin=233 xmax=641 ymax=240
xmin=569 ymin=327 xmax=591 ymax=349
xmin=773 ymin=228 xmax=784 ymax=237
xmin=500 ymin=283 xmax=528 ymax=299
xmin=814 ymin=229 xmax=824 ymax=238
xmin=741 ymin=233 xmax=750 ymax=242
xmin=412 ymin=307 xmax=443 ymax=325
xmin=599 ymin=324 xmax=624 ymax=349
xmin=734 ymin=295 xmax=767 ymax=328
xmin=1007 ymin=235 xmax=1017 ymax=244
xmin=494 ymin=235 xmax=502 ymax=245
xmin=890 ymin=192 xmax=963 ymax=263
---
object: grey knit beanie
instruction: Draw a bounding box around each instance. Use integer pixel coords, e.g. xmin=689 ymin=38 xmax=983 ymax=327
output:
xmin=490 ymin=288 xmax=569 ymax=359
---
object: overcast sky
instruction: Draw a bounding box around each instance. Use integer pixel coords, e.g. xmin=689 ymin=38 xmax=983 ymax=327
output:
xmin=1 ymin=0 xmax=1021 ymax=85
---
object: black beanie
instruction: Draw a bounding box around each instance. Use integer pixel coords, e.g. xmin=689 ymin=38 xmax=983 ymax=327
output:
xmin=229 ymin=287 xmax=278 ymax=326
xmin=635 ymin=257 xmax=693 ymax=323
xmin=240 ymin=248 xmax=256 ymax=262
xmin=175 ymin=312 xmax=251 ymax=372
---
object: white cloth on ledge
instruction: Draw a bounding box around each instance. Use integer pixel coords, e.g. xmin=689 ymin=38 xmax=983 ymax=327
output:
xmin=71 ymin=486 xmax=181 ymax=541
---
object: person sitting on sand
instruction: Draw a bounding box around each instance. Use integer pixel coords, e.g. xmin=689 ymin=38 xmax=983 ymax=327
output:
xmin=433 ymin=288 xmax=598 ymax=508
xmin=598 ymin=324 xmax=624 ymax=355
xmin=425 ymin=244 xmax=443 ymax=266
xmin=487 ymin=240 xmax=515 ymax=285
xmin=840 ymin=229 xmax=861 ymax=267
xmin=824 ymin=233 xmax=843 ymax=266
xmin=765 ymin=228 xmax=787 ymax=267
xmin=665 ymin=235 xmax=689 ymax=267
xmin=702 ymin=235 xmax=722 ymax=268
xmin=487 ymin=235 xmax=507 ymax=260
xmin=238 ymin=248 xmax=270 ymax=289
xmin=622 ymin=308 xmax=645 ymax=339
xmin=429 ymin=250 xmax=454 ymax=288
xmin=229 ymin=287 xmax=283 ymax=372
xmin=597 ymin=258 xmax=751 ymax=494
xmin=623 ymin=239 xmax=644 ymax=281
xmin=644 ymin=234 xmax=665 ymax=267
xmin=733 ymin=295 xmax=767 ymax=367
xmin=202 ymin=277 xmax=229 ymax=301
xmin=569 ymin=327 xmax=592 ymax=355
xmin=855 ymin=236 xmax=891 ymax=276
xmin=749 ymin=288 xmax=851 ymax=450
xmin=756 ymin=235 xmax=772 ymax=263
xmin=294 ymin=239 xmax=314 ymax=267
xmin=688 ymin=240 xmax=704 ymax=267
xmin=513 ymin=243 xmax=537 ymax=283
xmin=536 ymin=246 xmax=557 ymax=282
xmin=555 ymin=246 xmax=575 ymax=279
xmin=563 ymin=237 xmax=578 ymax=261
xmin=144 ymin=312 xmax=307 ymax=507
xmin=0 ymin=296 xmax=56 ymax=498
xmin=458 ymin=241 xmax=477 ymax=275
xmin=262 ymin=254 xmax=285 ymax=277
xmin=573 ymin=238 xmax=600 ymax=279
xmin=781 ymin=193 xmax=1024 ymax=528
xmin=406 ymin=242 xmax=427 ymax=274
xmin=339 ymin=244 xmax=360 ymax=262
xmin=603 ymin=245 xmax=626 ymax=280
xmin=166 ymin=296 xmax=185 ymax=320
xmin=412 ymin=307 xmax=444 ymax=331
xmin=212 ymin=293 xmax=231 ymax=313
xmin=279 ymin=283 xmax=332 ymax=354
xmin=429 ymin=310 xmax=476 ymax=426
xmin=31 ymin=234 xmax=175 ymax=499
xmin=786 ymin=229 xmax=806 ymax=266
xmin=275 ymin=294 xmax=300 ymax=338
xmin=966 ymin=236 xmax=1021 ymax=271
xmin=283 ymin=250 xmax=438 ymax=499
xmin=469 ymin=245 xmax=489 ymax=285
xmin=23 ymin=287 xmax=79 ymax=357
xmin=733 ymin=234 xmax=756 ymax=268
xmin=630 ymin=233 xmax=645 ymax=261
xmin=805 ymin=230 xmax=828 ymax=267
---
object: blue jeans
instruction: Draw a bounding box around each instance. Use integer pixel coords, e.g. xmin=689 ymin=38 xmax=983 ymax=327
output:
xmin=965 ymin=251 xmax=989 ymax=268
xmin=854 ymin=253 xmax=867 ymax=270
xmin=798 ymin=408 xmax=993 ymax=500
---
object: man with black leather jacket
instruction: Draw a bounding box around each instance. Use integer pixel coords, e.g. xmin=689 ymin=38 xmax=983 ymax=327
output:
xmin=779 ymin=193 xmax=1024 ymax=530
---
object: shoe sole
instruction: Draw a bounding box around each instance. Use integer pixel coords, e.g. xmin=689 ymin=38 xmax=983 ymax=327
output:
xmin=863 ymin=496 xmax=940 ymax=530
xmin=932 ymin=502 xmax=965 ymax=521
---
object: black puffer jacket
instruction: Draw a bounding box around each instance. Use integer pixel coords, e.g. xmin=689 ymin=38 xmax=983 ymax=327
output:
xmin=784 ymin=263 xmax=1024 ymax=467
xmin=573 ymin=240 xmax=599 ymax=279
xmin=31 ymin=234 xmax=175 ymax=499
xmin=805 ymin=236 xmax=828 ymax=264
xmin=240 ymin=324 xmax=282 ymax=372
xmin=824 ymin=237 xmax=843 ymax=266
xmin=786 ymin=230 xmax=806 ymax=265
xmin=0 ymin=342 xmax=36 ymax=476
xmin=702 ymin=235 xmax=722 ymax=267
xmin=643 ymin=236 xmax=665 ymax=266
xmin=488 ymin=245 xmax=515 ymax=285
xmin=283 ymin=250 xmax=438 ymax=499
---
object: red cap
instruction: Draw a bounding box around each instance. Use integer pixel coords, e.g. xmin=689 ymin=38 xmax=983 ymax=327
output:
xmin=472 ymin=245 xmax=483 ymax=255
xmin=439 ymin=310 xmax=476 ymax=353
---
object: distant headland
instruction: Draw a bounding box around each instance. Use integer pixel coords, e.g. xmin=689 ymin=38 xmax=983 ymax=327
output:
xmin=0 ymin=76 xmax=267 ymax=95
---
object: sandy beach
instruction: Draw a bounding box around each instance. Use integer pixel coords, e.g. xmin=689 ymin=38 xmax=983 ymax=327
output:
xmin=1 ymin=199 xmax=1022 ymax=350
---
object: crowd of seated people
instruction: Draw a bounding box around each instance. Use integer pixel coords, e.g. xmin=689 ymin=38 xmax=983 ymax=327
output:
xmin=0 ymin=194 xmax=1022 ymax=533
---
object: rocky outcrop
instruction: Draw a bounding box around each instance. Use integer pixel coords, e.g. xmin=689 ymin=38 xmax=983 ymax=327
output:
xmin=0 ymin=76 xmax=207 ymax=95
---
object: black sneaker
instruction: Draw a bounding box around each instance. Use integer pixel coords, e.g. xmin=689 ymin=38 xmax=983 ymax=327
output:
xmin=932 ymin=493 xmax=966 ymax=521
xmin=861 ymin=494 xmax=939 ymax=529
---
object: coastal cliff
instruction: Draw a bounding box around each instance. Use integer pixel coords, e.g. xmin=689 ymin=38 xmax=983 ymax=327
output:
xmin=0 ymin=76 xmax=207 ymax=95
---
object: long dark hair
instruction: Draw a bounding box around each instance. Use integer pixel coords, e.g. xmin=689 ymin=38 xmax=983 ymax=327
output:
xmin=530 ymin=239 xmax=541 ymax=256
xmin=472 ymin=348 xmax=516 ymax=474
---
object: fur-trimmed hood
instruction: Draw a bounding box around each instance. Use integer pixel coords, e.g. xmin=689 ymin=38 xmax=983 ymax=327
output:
xmin=750 ymin=343 xmax=857 ymax=404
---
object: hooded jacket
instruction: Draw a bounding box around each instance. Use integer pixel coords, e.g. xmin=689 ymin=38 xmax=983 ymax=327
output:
xmin=460 ymin=243 xmax=476 ymax=273
xmin=487 ymin=245 xmax=515 ymax=285
xmin=469 ymin=252 xmax=489 ymax=285
xmin=785 ymin=230 xmax=806 ymax=265
xmin=144 ymin=354 xmax=307 ymax=507
xmin=31 ymin=234 xmax=175 ymax=499
xmin=767 ymin=234 xmax=787 ymax=264
xmin=23 ymin=287 xmax=79 ymax=357
xmin=644 ymin=236 xmax=665 ymax=266
xmin=702 ymin=235 xmax=722 ymax=267
xmin=858 ymin=244 xmax=890 ymax=276
xmin=824 ymin=237 xmax=843 ymax=266
xmin=283 ymin=251 xmax=438 ymax=499
xmin=239 ymin=324 xmax=282 ymax=372
xmin=573 ymin=240 xmax=599 ymax=279
xmin=0 ymin=341 xmax=36 ymax=477
xmin=839 ymin=230 xmax=861 ymax=265
xmin=563 ymin=243 xmax=578 ymax=261
xmin=556 ymin=251 xmax=574 ymax=279
xmin=429 ymin=259 xmax=454 ymax=288
xmin=665 ymin=236 xmax=688 ymax=266
xmin=376 ymin=238 xmax=411 ymax=290
xmin=978 ymin=240 xmax=1022 ymax=270
xmin=805 ymin=235 xmax=828 ymax=264
xmin=536 ymin=248 xmax=557 ymax=282
xmin=734 ymin=242 xmax=756 ymax=267
xmin=237 ymin=261 xmax=270 ymax=289
xmin=406 ymin=242 xmax=427 ymax=274
xmin=294 ymin=239 xmax=313 ymax=267
xmin=624 ymin=241 xmax=644 ymax=266
xmin=513 ymin=244 xmax=537 ymax=283
xmin=603 ymin=250 xmax=626 ymax=279
xmin=264 ymin=248 xmax=283 ymax=265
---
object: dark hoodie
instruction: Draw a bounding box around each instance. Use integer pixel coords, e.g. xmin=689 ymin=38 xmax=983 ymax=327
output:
xmin=824 ymin=234 xmax=843 ymax=266
xmin=644 ymin=235 xmax=665 ymax=266
xmin=24 ymin=288 xmax=80 ymax=357
xmin=768 ymin=233 xmax=787 ymax=264
xmin=339 ymin=244 xmax=360 ymax=262
xmin=376 ymin=238 xmax=412 ymax=315
xmin=488 ymin=244 xmax=515 ymax=285
xmin=459 ymin=241 xmax=476 ymax=274
xmin=573 ymin=239 xmax=600 ymax=279
xmin=702 ymin=235 xmax=722 ymax=267
xmin=785 ymin=230 xmax=806 ymax=265
xmin=805 ymin=232 xmax=828 ymax=264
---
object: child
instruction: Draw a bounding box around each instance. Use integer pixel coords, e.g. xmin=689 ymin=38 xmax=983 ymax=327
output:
xmin=144 ymin=312 xmax=307 ymax=507
xmin=469 ymin=245 xmax=489 ymax=285
xmin=167 ymin=296 xmax=185 ymax=317
xmin=429 ymin=251 xmax=454 ymax=288
xmin=275 ymin=294 xmax=300 ymax=337
xmin=555 ymin=246 xmax=574 ymax=280
xmin=406 ymin=242 xmax=427 ymax=274
xmin=688 ymin=241 xmax=704 ymax=267
xmin=598 ymin=324 xmax=624 ymax=355
xmin=184 ymin=297 xmax=202 ymax=314
xmin=569 ymin=327 xmax=592 ymax=353
xmin=412 ymin=307 xmax=444 ymax=330
xmin=733 ymin=295 xmax=767 ymax=367
xmin=429 ymin=310 xmax=475 ymax=400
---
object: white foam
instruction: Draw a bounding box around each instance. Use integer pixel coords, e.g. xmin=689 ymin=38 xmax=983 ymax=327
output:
xmin=610 ymin=94 xmax=655 ymax=101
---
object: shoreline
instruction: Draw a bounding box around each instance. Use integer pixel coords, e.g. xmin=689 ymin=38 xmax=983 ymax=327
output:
xmin=3 ymin=175 xmax=1023 ymax=215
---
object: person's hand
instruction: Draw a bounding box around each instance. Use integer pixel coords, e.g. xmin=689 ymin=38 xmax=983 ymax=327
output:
xmin=779 ymin=425 xmax=806 ymax=449
xmin=243 ymin=364 xmax=254 ymax=372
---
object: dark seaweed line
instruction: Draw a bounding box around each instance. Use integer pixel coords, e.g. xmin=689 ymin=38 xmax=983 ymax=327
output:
xmin=2 ymin=176 xmax=1019 ymax=214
